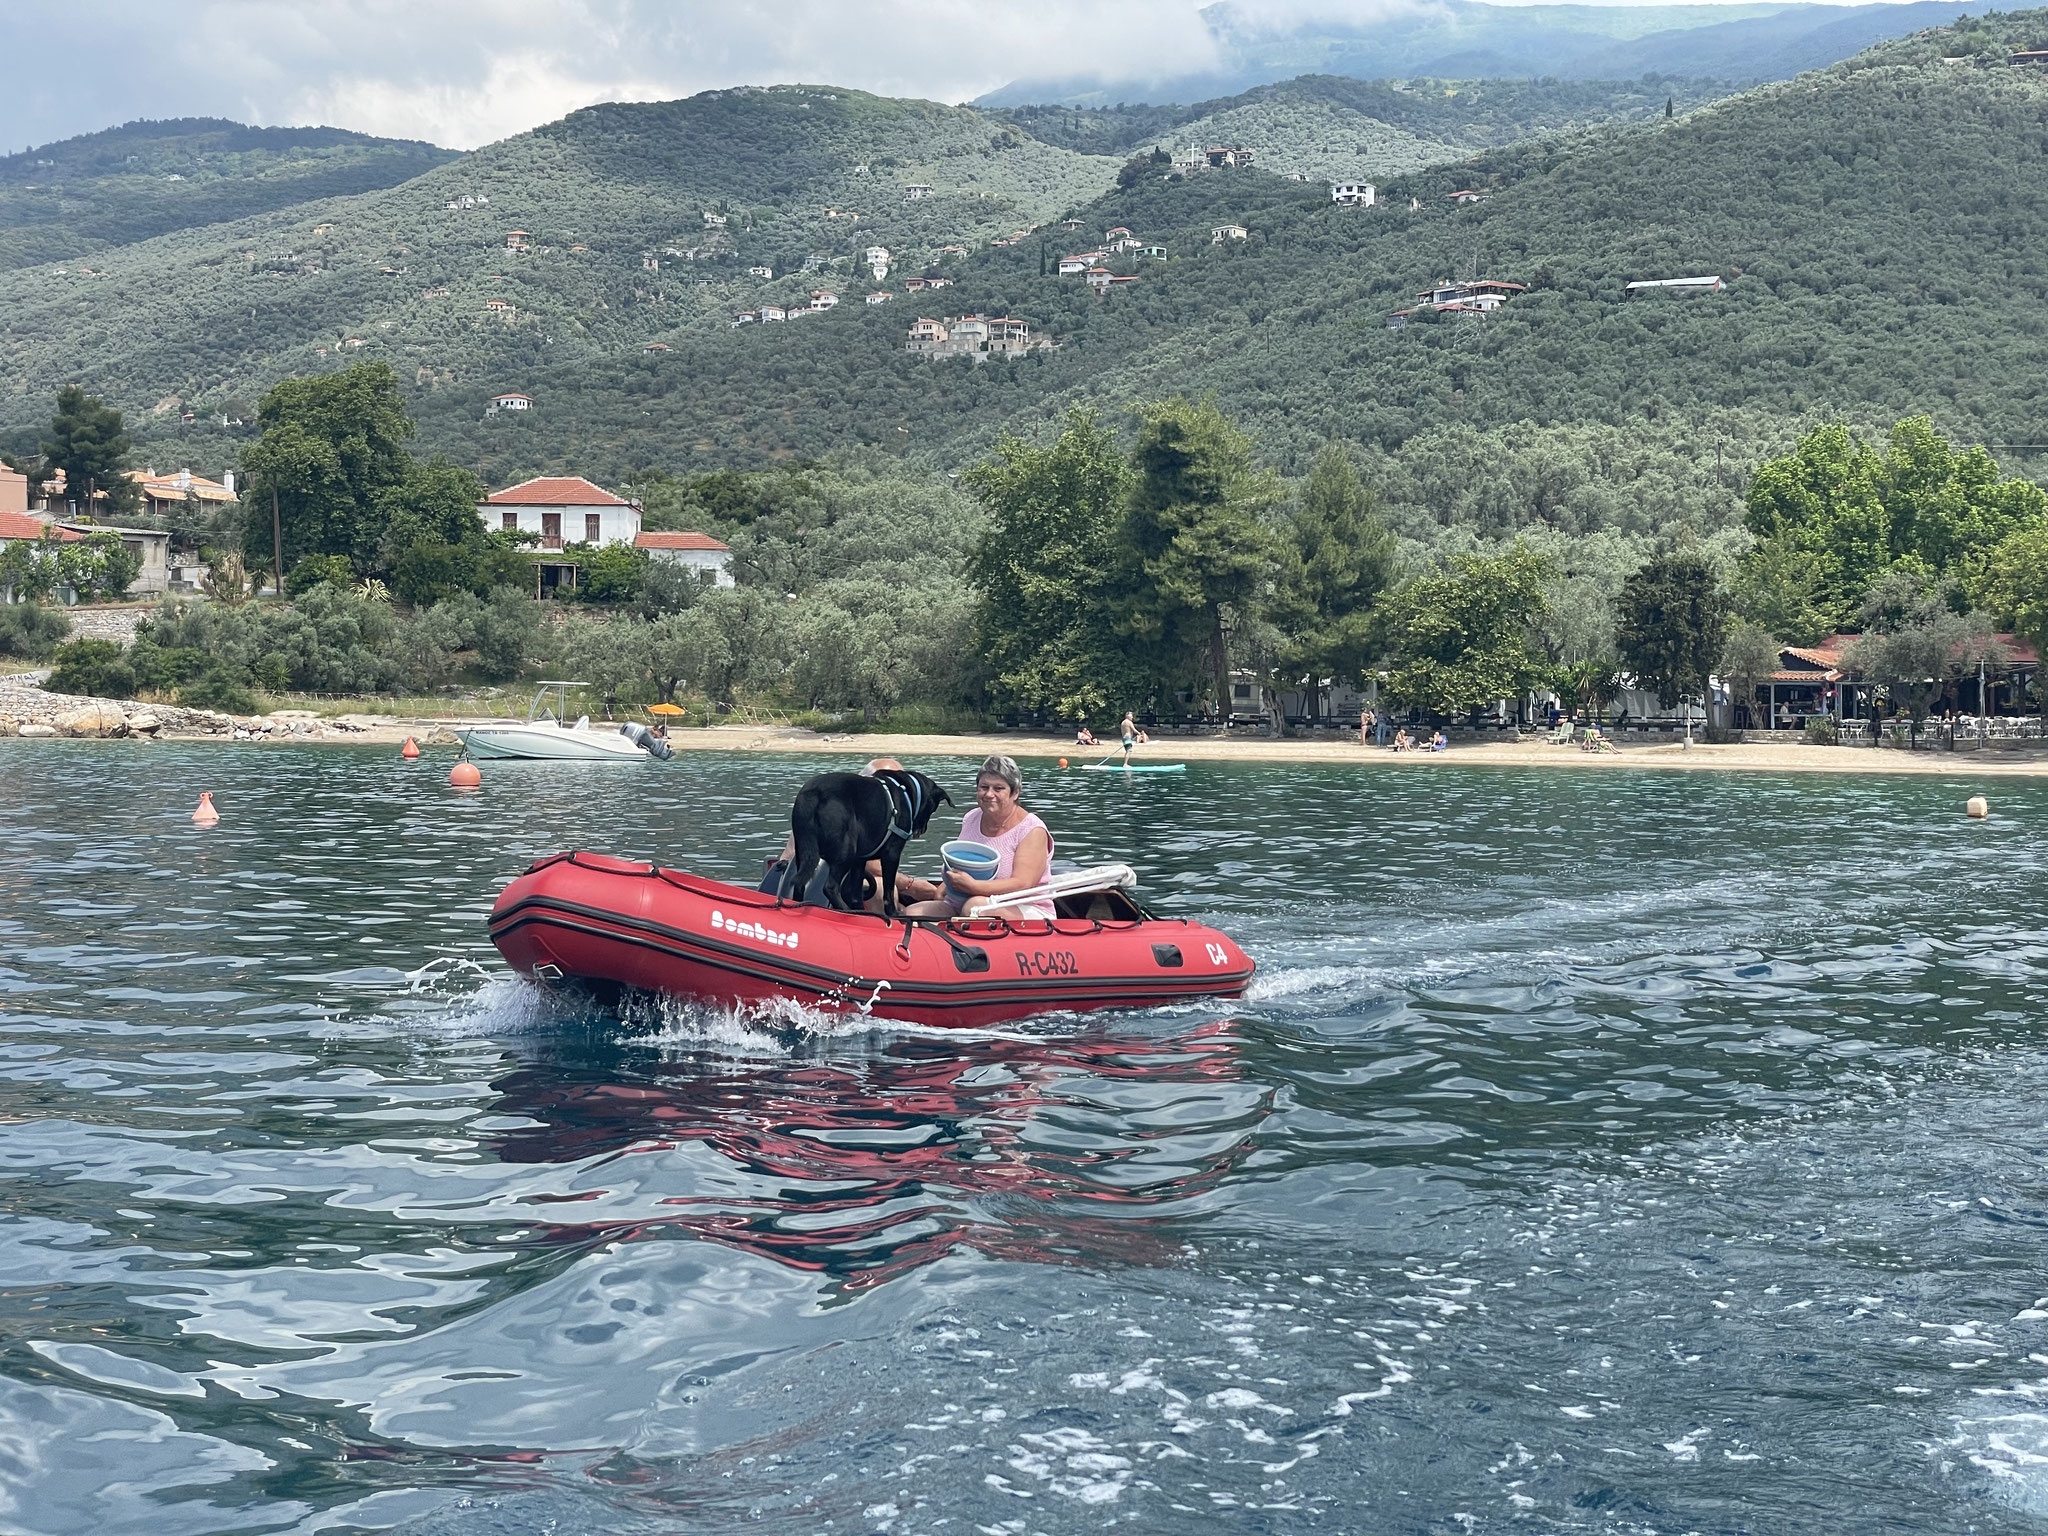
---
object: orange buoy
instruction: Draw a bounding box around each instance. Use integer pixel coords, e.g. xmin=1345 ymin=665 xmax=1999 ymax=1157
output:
xmin=191 ymin=792 xmax=220 ymax=825
xmin=401 ymin=736 xmax=420 ymax=759
xmin=1059 ymin=757 xmax=1068 ymax=768
xmin=450 ymin=761 xmax=481 ymax=789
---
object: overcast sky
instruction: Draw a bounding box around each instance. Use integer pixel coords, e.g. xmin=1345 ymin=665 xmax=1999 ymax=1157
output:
xmin=7 ymin=0 xmax=1906 ymax=153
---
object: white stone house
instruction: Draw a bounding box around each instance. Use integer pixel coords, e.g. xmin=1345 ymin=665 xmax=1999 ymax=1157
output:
xmin=865 ymin=290 xmax=892 ymax=305
xmin=479 ymin=476 xmax=641 ymax=552
xmin=634 ymin=531 xmax=733 ymax=586
xmin=1211 ymin=225 xmax=1248 ymax=243
xmin=1330 ymin=182 xmax=1376 ymax=206
xmin=865 ymin=245 xmax=891 ymax=279
xmin=488 ymin=392 xmax=532 ymax=413
xmin=760 ymin=304 xmax=787 ymax=322
xmin=904 ymin=184 xmax=932 ymax=200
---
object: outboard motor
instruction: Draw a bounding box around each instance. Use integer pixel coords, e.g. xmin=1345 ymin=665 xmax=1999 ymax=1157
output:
xmin=620 ymin=722 xmax=674 ymax=760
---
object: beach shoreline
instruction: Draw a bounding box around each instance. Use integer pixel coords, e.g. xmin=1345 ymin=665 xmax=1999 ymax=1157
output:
xmin=648 ymin=726 xmax=2048 ymax=778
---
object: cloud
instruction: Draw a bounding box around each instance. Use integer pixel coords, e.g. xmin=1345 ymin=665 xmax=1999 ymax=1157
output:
xmin=4 ymin=0 xmax=1227 ymax=151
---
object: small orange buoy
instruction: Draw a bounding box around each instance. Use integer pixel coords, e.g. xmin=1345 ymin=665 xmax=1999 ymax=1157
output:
xmin=401 ymin=736 xmax=420 ymax=759
xmin=449 ymin=762 xmax=481 ymax=789
xmin=1059 ymin=757 xmax=1068 ymax=768
xmin=191 ymin=792 xmax=219 ymax=825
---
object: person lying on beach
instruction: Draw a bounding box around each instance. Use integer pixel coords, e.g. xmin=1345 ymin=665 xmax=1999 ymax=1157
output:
xmin=1392 ymin=729 xmax=1413 ymax=751
xmin=1430 ymin=730 xmax=1447 ymax=751
xmin=1074 ymin=724 xmax=1098 ymax=746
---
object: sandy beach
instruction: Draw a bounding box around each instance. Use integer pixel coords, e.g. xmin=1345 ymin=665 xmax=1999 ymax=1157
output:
xmin=655 ymin=725 xmax=2048 ymax=778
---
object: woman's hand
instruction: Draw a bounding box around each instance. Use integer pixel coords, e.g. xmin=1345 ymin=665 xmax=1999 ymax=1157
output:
xmin=944 ymin=871 xmax=991 ymax=899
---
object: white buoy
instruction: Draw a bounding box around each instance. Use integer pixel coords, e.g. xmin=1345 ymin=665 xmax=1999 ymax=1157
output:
xmin=1966 ymin=795 xmax=1989 ymax=819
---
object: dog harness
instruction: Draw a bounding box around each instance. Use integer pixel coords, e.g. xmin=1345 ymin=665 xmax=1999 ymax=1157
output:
xmin=864 ymin=774 xmax=924 ymax=859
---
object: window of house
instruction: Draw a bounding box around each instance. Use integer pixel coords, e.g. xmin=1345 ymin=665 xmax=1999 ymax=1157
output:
xmin=541 ymin=512 xmax=562 ymax=547
xmin=585 ymin=513 xmax=601 ymax=543
xmin=502 ymin=512 xmax=518 ymax=531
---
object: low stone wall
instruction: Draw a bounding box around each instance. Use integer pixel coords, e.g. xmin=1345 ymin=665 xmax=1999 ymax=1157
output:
xmin=61 ymin=604 xmax=152 ymax=646
xmin=0 ymin=673 xmax=450 ymax=743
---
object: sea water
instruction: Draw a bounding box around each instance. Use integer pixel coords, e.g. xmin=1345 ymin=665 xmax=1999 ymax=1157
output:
xmin=2 ymin=743 xmax=2046 ymax=1533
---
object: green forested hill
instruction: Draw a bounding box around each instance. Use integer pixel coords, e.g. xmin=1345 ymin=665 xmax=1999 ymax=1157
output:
xmin=0 ymin=85 xmax=1119 ymax=441
xmin=0 ymin=75 xmax=1687 ymax=469
xmin=12 ymin=18 xmax=2048 ymax=548
xmin=370 ymin=33 xmax=2048 ymax=498
xmin=993 ymin=74 xmax=1727 ymax=176
xmin=0 ymin=119 xmax=458 ymax=270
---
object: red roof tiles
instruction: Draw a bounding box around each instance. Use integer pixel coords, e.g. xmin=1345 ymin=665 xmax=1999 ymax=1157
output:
xmin=635 ymin=531 xmax=729 ymax=551
xmin=0 ymin=512 xmax=81 ymax=542
xmin=483 ymin=476 xmax=631 ymax=507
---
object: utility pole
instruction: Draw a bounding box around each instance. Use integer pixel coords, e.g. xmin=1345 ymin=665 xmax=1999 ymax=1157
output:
xmin=271 ymin=490 xmax=284 ymax=598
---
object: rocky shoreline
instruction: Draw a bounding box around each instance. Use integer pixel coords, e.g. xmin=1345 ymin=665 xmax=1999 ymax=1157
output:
xmin=0 ymin=673 xmax=459 ymax=745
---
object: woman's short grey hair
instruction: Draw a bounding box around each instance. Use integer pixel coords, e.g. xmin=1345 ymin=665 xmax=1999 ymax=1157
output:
xmin=978 ymin=754 xmax=1023 ymax=796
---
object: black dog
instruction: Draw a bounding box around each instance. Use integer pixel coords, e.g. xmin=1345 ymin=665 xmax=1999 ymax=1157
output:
xmin=780 ymin=769 xmax=951 ymax=917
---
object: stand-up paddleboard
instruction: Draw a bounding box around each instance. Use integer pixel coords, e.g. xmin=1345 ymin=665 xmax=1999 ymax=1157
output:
xmin=1080 ymin=762 xmax=1187 ymax=773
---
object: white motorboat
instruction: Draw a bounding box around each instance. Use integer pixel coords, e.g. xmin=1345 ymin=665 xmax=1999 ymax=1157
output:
xmin=456 ymin=683 xmax=674 ymax=762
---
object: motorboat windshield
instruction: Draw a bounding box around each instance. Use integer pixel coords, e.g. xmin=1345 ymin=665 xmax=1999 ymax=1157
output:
xmin=527 ymin=682 xmax=585 ymax=727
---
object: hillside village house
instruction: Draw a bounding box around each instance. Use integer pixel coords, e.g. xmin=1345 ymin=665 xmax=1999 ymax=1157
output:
xmin=635 ymin=531 xmax=733 ymax=586
xmin=1141 ymin=244 xmax=1168 ymax=260
xmin=1104 ymin=226 xmax=1132 ymax=241
xmin=0 ymin=505 xmax=83 ymax=603
xmin=906 ymin=314 xmax=1041 ymax=361
xmin=504 ymin=230 xmax=530 ymax=250
xmin=865 ymin=245 xmax=890 ymax=278
xmin=643 ymin=342 xmax=671 ymax=353
xmin=132 ymin=466 xmax=237 ymax=523
xmin=2 ymin=468 xmax=177 ymax=599
xmin=747 ymin=265 xmax=774 ymax=278
xmin=1058 ymin=251 xmax=1106 ymax=275
xmin=761 ymin=304 xmax=788 ymax=321
xmin=1448 ymin=189 xmax=1488 ymax=204
xmin=925 ymin=276 xmax=953 ymax=289
xmin=488 ymin=392 xmax=532 ymax=413
xmin=1331 ymin=181 xmax=1377 ymax=206
xmin=732 ymin=310 xmax=759 ymax=325
xmin=1205 ymin=147 xmax=1255 ymax=168
xmin=477 ymin=476 xmax=730 ymax=596
xmin=1211 ymin=224 xmax=1248 ymax=243
xmin=480 ymin=475 xmax=635 ymax=597
xmin=809 ymin=290 xmax=839 ymax=310
xmin=904 ymin=184 xmax=932 ymax=200
xmin=865 ymin=290 xmax=892 ymax=305
xmin=1625 ymin=276 xmax=1726 ymax=296
xmin=703 ymin=211 xmax=727 ymax=227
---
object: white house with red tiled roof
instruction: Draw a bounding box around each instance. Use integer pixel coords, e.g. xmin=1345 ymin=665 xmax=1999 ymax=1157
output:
xmin=634 ymin=530 xmax=733 ymax=586
xmin=478 ymin=476 xmax=641 ymax=551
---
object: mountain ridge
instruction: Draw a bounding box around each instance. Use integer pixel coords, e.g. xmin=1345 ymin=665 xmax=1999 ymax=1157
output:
xmin=979 ymin=0 xmax=2002 ymax=105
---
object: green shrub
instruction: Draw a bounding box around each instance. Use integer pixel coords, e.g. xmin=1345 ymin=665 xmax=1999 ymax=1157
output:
xmin=392 ymin=541 xmax=470 ymax=607
xmin=47 ymin=637 xmax=135 ymax=698
xmin=0 ymin=602 xmax=72 ymax=660
xmin=1802 ymin=715 xmax=1840 ymax=745
xmin=178 ymin=669 xmax=259 ymax=715
xmin=286 ymin=554 xmax=356 ymax=597
xmin=576 ymin=544 xmax=648 ymax=604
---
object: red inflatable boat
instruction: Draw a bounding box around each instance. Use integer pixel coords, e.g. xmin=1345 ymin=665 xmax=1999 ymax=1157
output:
xmin=488 ymin=851 xmax=1255 ymax=1028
